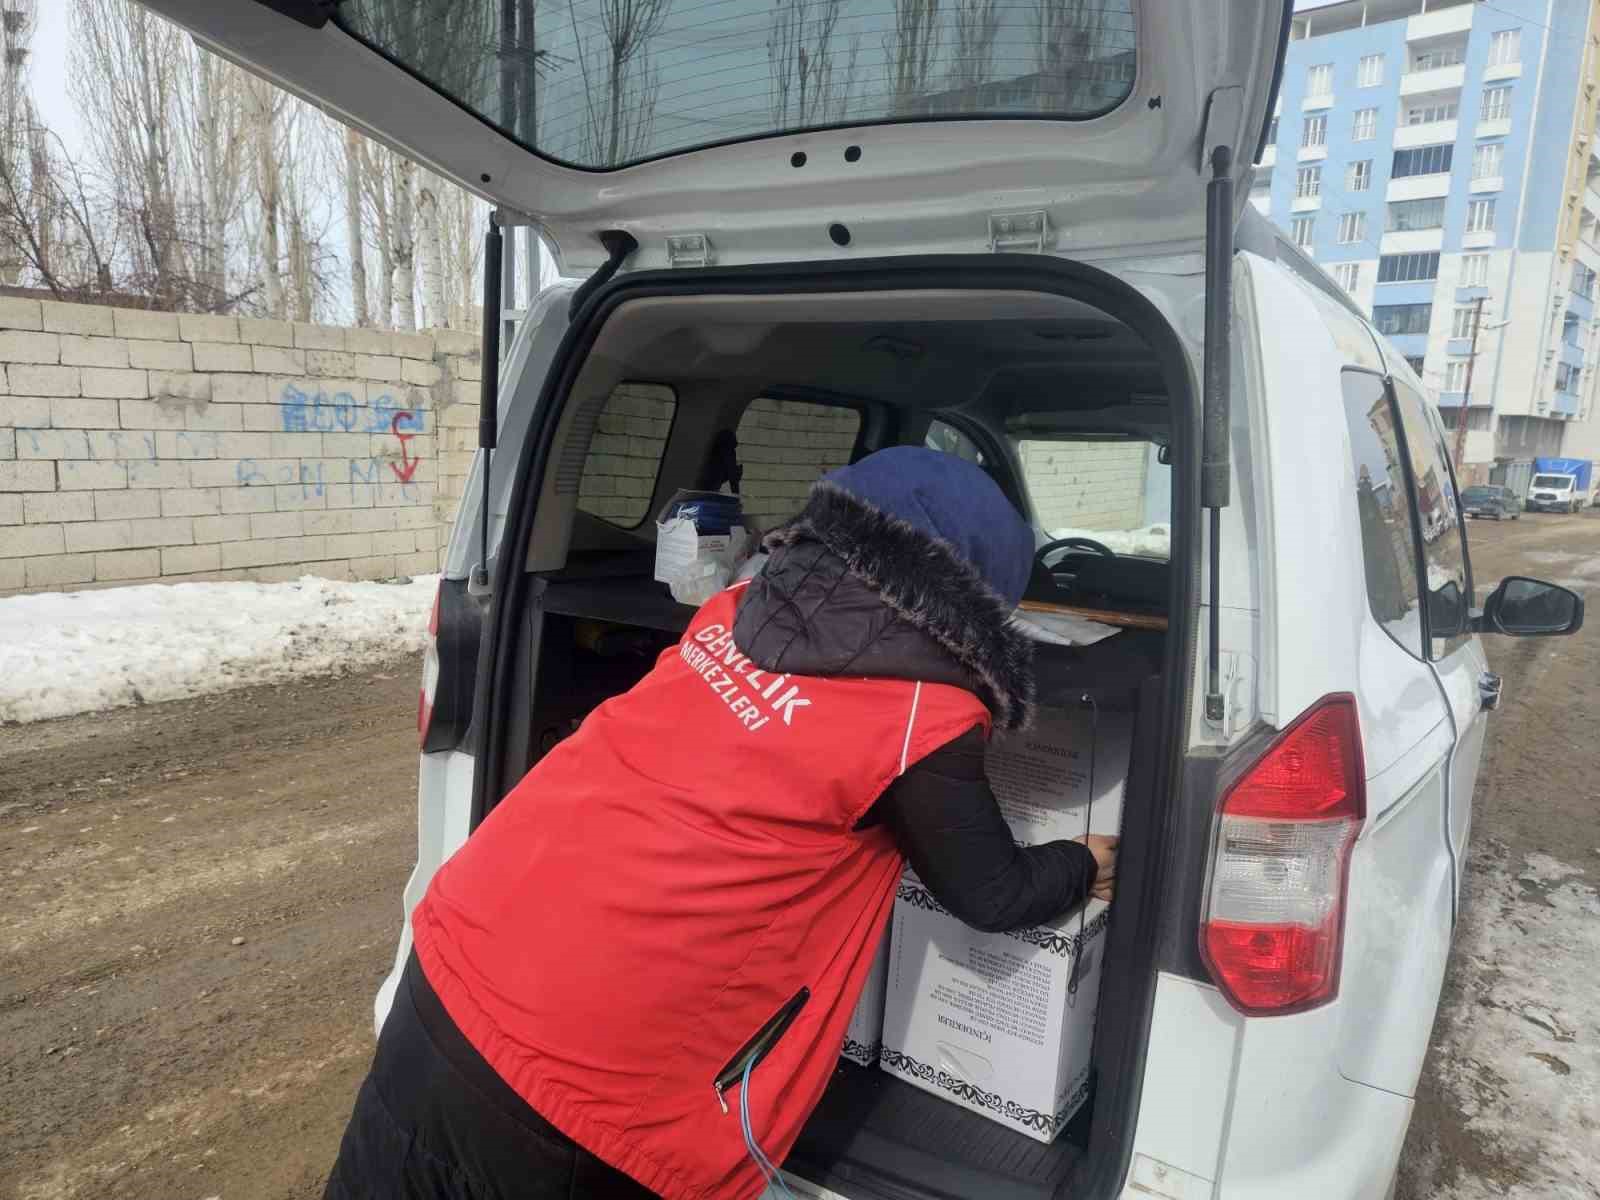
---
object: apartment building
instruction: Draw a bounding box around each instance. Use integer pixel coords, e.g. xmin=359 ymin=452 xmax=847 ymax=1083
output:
xmin=1253 ymin=0 xmax=1600 ymax=486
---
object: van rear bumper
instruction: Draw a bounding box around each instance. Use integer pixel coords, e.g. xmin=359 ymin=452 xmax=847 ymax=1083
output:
xmin=1129 ymin=974 xmax=1408 ymax=1200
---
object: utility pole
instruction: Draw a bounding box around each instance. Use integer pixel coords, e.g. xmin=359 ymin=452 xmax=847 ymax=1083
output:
xmin=1453 ymin=293 xmax=1489 ymax=472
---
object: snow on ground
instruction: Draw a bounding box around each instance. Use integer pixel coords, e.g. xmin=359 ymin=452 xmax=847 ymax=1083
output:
xmin=1419 ymin=839 xmax=1600 ymax=1198
xmin=0 ymin=575 xmax=437 ymax=725
xmin=1049 ymin=523 xmax=1171 ymax=559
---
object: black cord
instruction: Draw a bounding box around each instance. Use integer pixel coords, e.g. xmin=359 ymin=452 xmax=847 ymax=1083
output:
xmin=1068 ymin=691 xmax=1099 ymax=1002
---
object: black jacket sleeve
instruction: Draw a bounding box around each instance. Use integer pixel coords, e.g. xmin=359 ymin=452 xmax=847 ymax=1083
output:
xmin=861 ymin=726 xmax=1100 ymax=933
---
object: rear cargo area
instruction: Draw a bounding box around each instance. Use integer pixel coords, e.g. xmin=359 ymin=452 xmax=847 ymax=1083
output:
xmin=488 ymin=277 xmax=1189 ymax=1200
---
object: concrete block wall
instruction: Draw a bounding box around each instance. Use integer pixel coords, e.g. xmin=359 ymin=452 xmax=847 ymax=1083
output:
xmin=1018 ymin=440 xmax=1150 ymax=533
xmin=735 ymin=398 xmax=862 ymax=530
xmin=576 ymin=383 xmax=678 ymax=525
xmin=0 ymin=299 xmax=482 ymax=594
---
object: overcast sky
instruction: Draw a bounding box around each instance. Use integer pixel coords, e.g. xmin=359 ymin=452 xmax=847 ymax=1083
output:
xmin=31 ymin=5 xmax=82 ymax=158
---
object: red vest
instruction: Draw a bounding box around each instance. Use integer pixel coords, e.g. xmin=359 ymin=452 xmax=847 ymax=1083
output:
xmin=412 ymin=585 xmax=990 ymax=1200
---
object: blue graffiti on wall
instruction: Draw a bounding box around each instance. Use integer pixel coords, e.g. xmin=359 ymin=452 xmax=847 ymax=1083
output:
xmin=264 ymin=382 xmax=426 ymax=500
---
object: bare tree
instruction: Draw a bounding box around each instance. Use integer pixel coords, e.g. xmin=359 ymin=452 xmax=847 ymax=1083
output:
xmin=947 ymin=0 xmax=998 ymax=93
xmin=0 ymin=0 xmax=38 ymax=284
xmin=359 ymin=138 xmax=395 ymax=328
xmin=415 ymin=176 xmax=444 ymax=328
xmin=767 ymin=0 xmax=858 ymax=129
xmin=69 ymin=0 xmax=190 ymax=306
xmin=390 ymin=154 xmax=416 ymax=330
xmin=884 ymin=0 xmax=943 ymax=115
xmin=1035 ymin=0 xmax=1112 ymax=104
xmin=343 ymin=128 xmax=369 ymax=326
xmin=247 ymin=73 xmax=284 ymax=317
xmin=569 ymin=0 xmax=669 ymax=166
xmin=174 ymin=48 xmax=248 ymax=309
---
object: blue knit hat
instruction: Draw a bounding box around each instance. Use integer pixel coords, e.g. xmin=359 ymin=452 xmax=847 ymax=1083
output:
xmin=820 ymin=447 xmax=1034 ymax=608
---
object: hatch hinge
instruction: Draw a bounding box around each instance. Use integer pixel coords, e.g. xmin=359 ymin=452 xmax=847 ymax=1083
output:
xmin=665 ymin=233 xmax=714 ymax=268
xmin=988 ymin=211 xmax=1050 ymax=254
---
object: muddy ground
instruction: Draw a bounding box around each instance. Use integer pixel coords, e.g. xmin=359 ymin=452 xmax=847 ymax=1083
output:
xmin=1 ymin=513 xmax=1596 ymax=1199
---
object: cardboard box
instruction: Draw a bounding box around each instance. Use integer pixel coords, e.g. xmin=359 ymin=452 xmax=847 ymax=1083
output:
xmin=881 ymin=882 xmax=1109 ymax=1143
xmin=878 ymin=705 xmax=1126 ymax=1142
xmin=985 ymin=706 xmax=1129 ymax=846
xmin=840 ymin=924 xmax=891 ymax=1066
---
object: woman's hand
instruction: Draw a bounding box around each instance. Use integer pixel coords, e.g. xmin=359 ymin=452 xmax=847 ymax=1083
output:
xmin=1074 ymin=834 xmax=1118 ymax=902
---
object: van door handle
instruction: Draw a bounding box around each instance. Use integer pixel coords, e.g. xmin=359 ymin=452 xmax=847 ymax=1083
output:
xmin=1479 ymin=671 xmax=1503 ymax=712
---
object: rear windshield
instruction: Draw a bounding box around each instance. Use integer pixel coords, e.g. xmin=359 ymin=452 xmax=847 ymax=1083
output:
xmin=1532 ymin=474 xmax=1570 ymax=488
xmin=336 ymin=0 xmax=1138 ymax=169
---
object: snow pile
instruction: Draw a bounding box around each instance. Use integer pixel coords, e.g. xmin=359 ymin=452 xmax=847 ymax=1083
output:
xmin=1048 ymin=523 xmax=1171 ymax=559
xmin=1423 ymin=841 xmax=1600 ymax=1198
xmin=0 ymin=574 xmax=437 ymax=725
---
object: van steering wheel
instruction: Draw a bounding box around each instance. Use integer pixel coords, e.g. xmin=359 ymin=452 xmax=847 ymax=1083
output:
xmin=1035 ymin=536 xmax=1116 ymax=569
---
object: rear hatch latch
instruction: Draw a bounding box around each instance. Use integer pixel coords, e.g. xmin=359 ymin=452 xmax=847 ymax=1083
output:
xmin=988 ymin=211 xmax=1050 ymax=254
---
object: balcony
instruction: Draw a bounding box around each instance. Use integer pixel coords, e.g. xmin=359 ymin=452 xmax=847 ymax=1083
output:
xmin=1302 ymin=91 xmax=1335 ymax=112
xmin=1292 ymin=194 xmax=1323 ymax=213
xmin=1298 ymin=143 xmax=1328 ymax=162
xmin=1387 ymin=174 xmax=1452 ymax=202
xmin=1484 ymin=60 xmax=1523 ymax=83
xmin=1394 ymin=119 xmax=1458 ymax=149
xmin=1381 ymin=229 xmax=1445 ymax=254
xmin=1471 ymin=175 xmax=1504 ymax=194
xmin=1259 ymin=144 xmax=1277 ymax=168
xmin=1401 ymin=64 xmax=1466 ymax=96
xmin=1477 ymin=117 xmax=1512 ymax=139
xmin=1553 ymin=389 xmax=1582 ymax=416
xmin=1407 ymin=4 xmax=1474 ymax=41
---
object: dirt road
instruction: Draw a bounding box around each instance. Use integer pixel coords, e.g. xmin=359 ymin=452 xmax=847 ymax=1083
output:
xmin=0 ymin=663 xmax=423 ymax=1200
xmin=2 ymin=514 xmax=1596 ymax=1200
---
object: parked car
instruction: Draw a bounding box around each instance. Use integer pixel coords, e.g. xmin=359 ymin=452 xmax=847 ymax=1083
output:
xmin=1461 ymin=485 xmax=1521 ymax=520
xmin=146 ymin=2 xmax=1586 ymax=1198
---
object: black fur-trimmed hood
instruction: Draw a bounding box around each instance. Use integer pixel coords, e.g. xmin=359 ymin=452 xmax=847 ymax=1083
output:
xmin=734 ymin=483 xmax=1035 ymax=731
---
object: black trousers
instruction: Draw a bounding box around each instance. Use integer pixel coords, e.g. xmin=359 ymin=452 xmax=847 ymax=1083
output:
xmin=323 ymin=953 xmax=659 ymax=1200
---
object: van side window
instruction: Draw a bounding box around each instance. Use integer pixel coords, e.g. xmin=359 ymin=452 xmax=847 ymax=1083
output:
xmin=736 ymin=398 xmax=861 ymax=530
xmin=1340 ymin=370 xmax=1424 ymax=658
xmin=577 ymin=383 xmax=677 ymax=528
xmin=926 ymin=419 xmax=986 ymax=465
xmin=1389 ymin=380 xmax=1472 ymax=658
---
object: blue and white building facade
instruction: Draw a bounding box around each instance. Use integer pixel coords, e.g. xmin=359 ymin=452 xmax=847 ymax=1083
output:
xmin=1254 ymin=0 xmax=1600 ymax=483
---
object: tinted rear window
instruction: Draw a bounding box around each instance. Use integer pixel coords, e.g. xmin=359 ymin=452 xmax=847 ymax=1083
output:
xmin=337 ymin=0 xmax=1138 ymax=169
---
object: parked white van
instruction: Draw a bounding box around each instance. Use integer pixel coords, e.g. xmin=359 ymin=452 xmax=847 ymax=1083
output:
xmin=140 ymin=2 xmax=1584 ymax=1197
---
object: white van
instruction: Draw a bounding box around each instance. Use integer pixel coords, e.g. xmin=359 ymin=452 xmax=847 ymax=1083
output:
xmin=140 ymin=2 xmax=1584 ymax=1197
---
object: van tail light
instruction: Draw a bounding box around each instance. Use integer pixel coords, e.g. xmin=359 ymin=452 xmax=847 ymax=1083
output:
xmin=418 ymin=585 xmax=441 ymax=746
xmin=1200 ymin=694 xmax=1365 ymax=1016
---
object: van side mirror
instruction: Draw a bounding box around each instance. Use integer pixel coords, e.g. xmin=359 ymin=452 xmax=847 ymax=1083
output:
xmin=1477 ymin=576 xmax=1584 ymax=637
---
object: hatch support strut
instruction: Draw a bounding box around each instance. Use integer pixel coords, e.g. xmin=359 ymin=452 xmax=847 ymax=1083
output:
xmin=470 ymin=214 xmax=504 ymax=597
xmin=1202 ymin=144 xmax=1234 ymax=724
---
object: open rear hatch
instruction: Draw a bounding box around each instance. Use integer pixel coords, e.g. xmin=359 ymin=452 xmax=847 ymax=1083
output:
xmin=134 ymin=0 xmax=1284 ymax=273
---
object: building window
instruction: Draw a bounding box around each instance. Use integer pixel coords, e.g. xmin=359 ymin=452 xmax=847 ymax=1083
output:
xmin=1482 ymin=86 xmax=1513 ymax=122
xmin=1406 ymin=99 xmax=1458 ymax=125
xmin=1444 ymin=360 xmax=1470 ymax=392
xmin=1358 ymin=54 xmax=1385 ymax=87
xmin=1373 ymin=303 xmax=1433 ymax=336
xmin=1556 ymin=362 xmax=1576 ymax=392
xmin=1405 ymin=355 xmax=1427 ymax=377
xmin=1348 ymin=159 xmax=1373 ymax=192
xmin=1411 ymin=44 xmax=1465 ymax=72
xmin=1487 ymin=29 xmax=1521 ymax=68
xmin=1392 ymin=144 xmax=1454 ymax=178
xmin=1387 ymin=197 xmax=1447 ymax=232
xmin=1334 ymin=262 xmax=1361 ymax=292
xmin=1352 ymin=108 xmax=1378 ymax=140
xmin=1472 ymin=143 xmax=1504 ymax=180
xmin=1451 ymin=305 xmax=1479 ymax=339
xmin=1573 ymin=263 xmax=1597 ymax=299
xmin=1307 ymin=63 xmax=1333 ymax=96
xmin=1296 ymin=165 xmax=1322 ymax=199
xmin=1378 ymin=252 xmax=1441 ymax=283
xmin=1338 ymin=211 xmax=1367 ymax=243
xmin=1564 ymin=312 xmax=1584 ymax=348
xmin=1460 ymin=253 xmax=1490 ymax=287
xmin=1302 ymin=114 xmax=1327 ymax=147
xmin=1466 ymin=199 xmax=1496 ymax=234
xmin=1291 ymin=216 xmax=1315 ymax=248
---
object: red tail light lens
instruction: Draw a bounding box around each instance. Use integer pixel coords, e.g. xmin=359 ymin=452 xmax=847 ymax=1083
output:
xmin=418 ymin=586 xmax=441 ymax=747
xmin=1200 ymin=695 xmax=1365 ymax=1016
